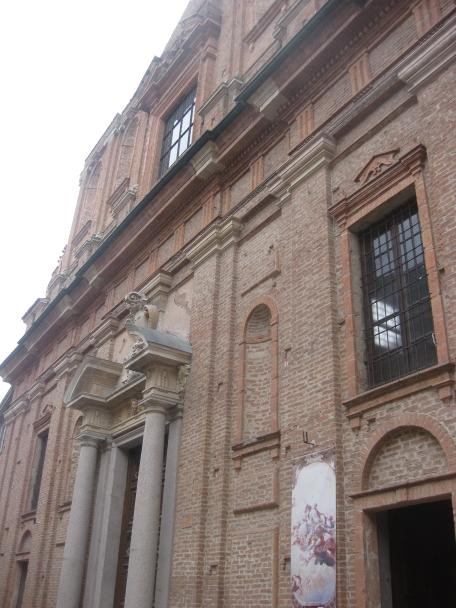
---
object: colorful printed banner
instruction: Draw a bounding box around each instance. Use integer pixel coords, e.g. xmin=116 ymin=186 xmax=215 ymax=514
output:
xmin=291 ymin=450 xmax=336 ymax=608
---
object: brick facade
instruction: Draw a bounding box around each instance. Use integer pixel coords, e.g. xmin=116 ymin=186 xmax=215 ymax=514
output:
xmin=1 ymin=1 xmax=456 ymax=607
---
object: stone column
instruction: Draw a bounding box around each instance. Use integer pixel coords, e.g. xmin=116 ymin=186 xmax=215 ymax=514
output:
xmin=56 ymin=433 xmax=102 ymax=608
xmin=155 ymin=407 xmax=183 ymax=608
xmin=124 ymin=405 xmax=167 ymax=608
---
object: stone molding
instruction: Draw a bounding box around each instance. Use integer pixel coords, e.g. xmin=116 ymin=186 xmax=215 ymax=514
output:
xmin=77 ymin=432 xmax=107 ymax=449
xmin=3 ymin=397 xmax=30 ymax=424
xmin=269 ymin=133 xmax=336 ymax=203
xmin=142 ymin=273 xmax=173 ymax=310
xmin=248 ymin=78 xmax=288 ymax=120
xmin=398 ymin=11 xmax=456 ymax=94
xmin=190 ymin=141 xmax=224 ymax=180
xmin=344 ymin=362 xmax=455 ymax=429
xmin=107 ymin=178 xmax=138 ymax=222
xmin=329 ymin=144 xmax=427 ymax=226
xmin=186 ymin=217 xmax=242 ymax=268
xmin=88 ymin=317 xmax=120 ymax=347
xmin=21 ymin=298 xmax=49 ymax=330
xmin=64 ymin=356 xmax=124 ymax=406
xmin=198 ymin=77 xmax=243 ymax=124
xmin=27 ymin=382 xmax=47 ymax=403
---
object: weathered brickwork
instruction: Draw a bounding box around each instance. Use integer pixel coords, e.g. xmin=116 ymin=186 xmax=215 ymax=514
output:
xmin=1 ymin=1 xmax=456 ymax=607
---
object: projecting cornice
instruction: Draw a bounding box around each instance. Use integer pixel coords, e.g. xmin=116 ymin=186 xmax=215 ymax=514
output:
xmin=186 ymin=217 xmax=242 ymax=268
xmin=398 ymin=12 xmax=456 ymax=94
xmin=268 ymin=134 xmax=336 ymax=204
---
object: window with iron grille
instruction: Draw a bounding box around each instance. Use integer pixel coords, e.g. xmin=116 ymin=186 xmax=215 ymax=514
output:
xmin=159 ymin=88 xmax=196 ymax=177
xmin=360 ymin=199 xmax=437 ymax=387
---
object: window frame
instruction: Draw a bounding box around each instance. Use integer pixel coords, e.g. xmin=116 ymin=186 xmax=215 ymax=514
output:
xmin=159 ymin=88 xmax=197 ymax=178
xmin=359 ymin=199 xmax=437 ymax=387
xmin=329 ymin=144 xmax=449 ymax=401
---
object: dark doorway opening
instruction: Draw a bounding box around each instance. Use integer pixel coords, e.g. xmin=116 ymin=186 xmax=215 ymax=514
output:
xmin=113 ymin=445 xmax=142 ymax=608
xmin=377 ymin=499 xmax=456 ymax=607
xmin=15 ymin=560 xmax=28 ymax=608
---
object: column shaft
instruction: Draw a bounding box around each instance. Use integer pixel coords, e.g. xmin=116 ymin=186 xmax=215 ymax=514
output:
xmin=124 ymin=408 xmax=166 ymax=608
xmin=155 ymin=414 xmax=183 ymax=608
xmin=56 ymin=438 xmax=99 ymax=608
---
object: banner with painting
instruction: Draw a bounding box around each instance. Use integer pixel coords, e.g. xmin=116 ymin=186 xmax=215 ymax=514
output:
xmin=291 ymin=450 xmax=336 ymax=608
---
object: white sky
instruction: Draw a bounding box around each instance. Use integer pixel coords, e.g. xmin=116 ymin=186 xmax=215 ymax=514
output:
xmin=0 ymin=0 xmax=190 ymax=400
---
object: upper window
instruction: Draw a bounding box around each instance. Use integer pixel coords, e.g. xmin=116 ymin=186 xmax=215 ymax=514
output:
xmin=360 ymin=200 xmax=437 ymax=387
xmin=159 ymin=88 xmax=196 ymax=177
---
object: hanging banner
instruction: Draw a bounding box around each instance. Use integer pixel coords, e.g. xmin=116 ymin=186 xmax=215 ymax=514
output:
xmin=291 ymin=450 xmax=336 ymax=608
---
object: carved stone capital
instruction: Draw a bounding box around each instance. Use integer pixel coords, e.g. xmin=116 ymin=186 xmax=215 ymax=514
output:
xmin=77 ymin=431 xmax=107 ymax=449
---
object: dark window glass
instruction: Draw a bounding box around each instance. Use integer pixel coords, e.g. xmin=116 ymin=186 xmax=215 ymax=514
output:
xmin=30 ymin=430 xmax=48 ymax=510
xmin=159 ymin=88 xmax=196 ymax=177
xmin=360 ymin=200 xmax=437 ymax=387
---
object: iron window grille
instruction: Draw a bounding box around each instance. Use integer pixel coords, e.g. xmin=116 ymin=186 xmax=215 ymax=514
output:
xmin=159 ymin=88 xmax=196 ymax=177
xmin=360 ymin=200 xmax=437 ymax=387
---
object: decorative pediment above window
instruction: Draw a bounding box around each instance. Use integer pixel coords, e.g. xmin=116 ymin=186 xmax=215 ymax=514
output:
xmin=354 ymin=149 xmax=400 ymax=184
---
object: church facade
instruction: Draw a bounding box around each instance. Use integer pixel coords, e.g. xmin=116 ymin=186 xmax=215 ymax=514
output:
xmin=1 ymin=1 xmax=456 ymax=606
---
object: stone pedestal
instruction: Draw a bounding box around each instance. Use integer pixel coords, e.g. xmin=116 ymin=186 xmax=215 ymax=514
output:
xmin=56 ymin=434 xmax=102 ymax=608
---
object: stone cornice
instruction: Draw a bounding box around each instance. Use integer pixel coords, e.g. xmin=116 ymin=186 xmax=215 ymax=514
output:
xmin=4 ymin=397 xmax=30 ymax=424
xmin=88 ymin=317 xmax=120 ymax=348
xmin=186 ymin=217 xmax=242 ymax=268
xmin=198 ymin=77 xmax=244 ymax=119
xmin=190 ymin=142 xmax=224 ymax=180
xmin=142 ymin=273 xmax=173 ymax=310
xmin=268 ymin=133 xmax=336 ymax=204
xmin=398 ymin=11 xmax=456 ymax=94
xmin=248 ymin=78 xmax=288 ymax=120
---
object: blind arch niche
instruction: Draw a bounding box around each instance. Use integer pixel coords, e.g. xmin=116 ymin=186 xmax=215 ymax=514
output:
xmin=237 ymin=296 xmax=278 ymax=443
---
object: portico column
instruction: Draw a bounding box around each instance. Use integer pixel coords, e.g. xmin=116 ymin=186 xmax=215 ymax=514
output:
xmin=56 ymin=433 xmax=102 ymax=608
xmin=124 ymin=404 xmax=167 ymax=608
xmin=155 ymin=407 xmax=183 ymax=608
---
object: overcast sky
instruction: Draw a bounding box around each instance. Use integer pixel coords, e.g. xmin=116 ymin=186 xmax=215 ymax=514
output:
xmin=0 ymin=0 xmax=190 ymax=400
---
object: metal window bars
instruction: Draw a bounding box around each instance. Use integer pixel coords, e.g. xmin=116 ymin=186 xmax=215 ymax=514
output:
xmin=360 ymin=200 xmax=437 ymax=387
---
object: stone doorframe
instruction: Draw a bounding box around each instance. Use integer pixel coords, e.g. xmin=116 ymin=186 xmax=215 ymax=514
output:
xmin=349 ymin=414 xmax=456 ymax=607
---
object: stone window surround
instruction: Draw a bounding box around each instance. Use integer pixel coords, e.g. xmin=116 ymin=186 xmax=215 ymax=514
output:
xmin=329 ymin=144 xmax=452 ymax=423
